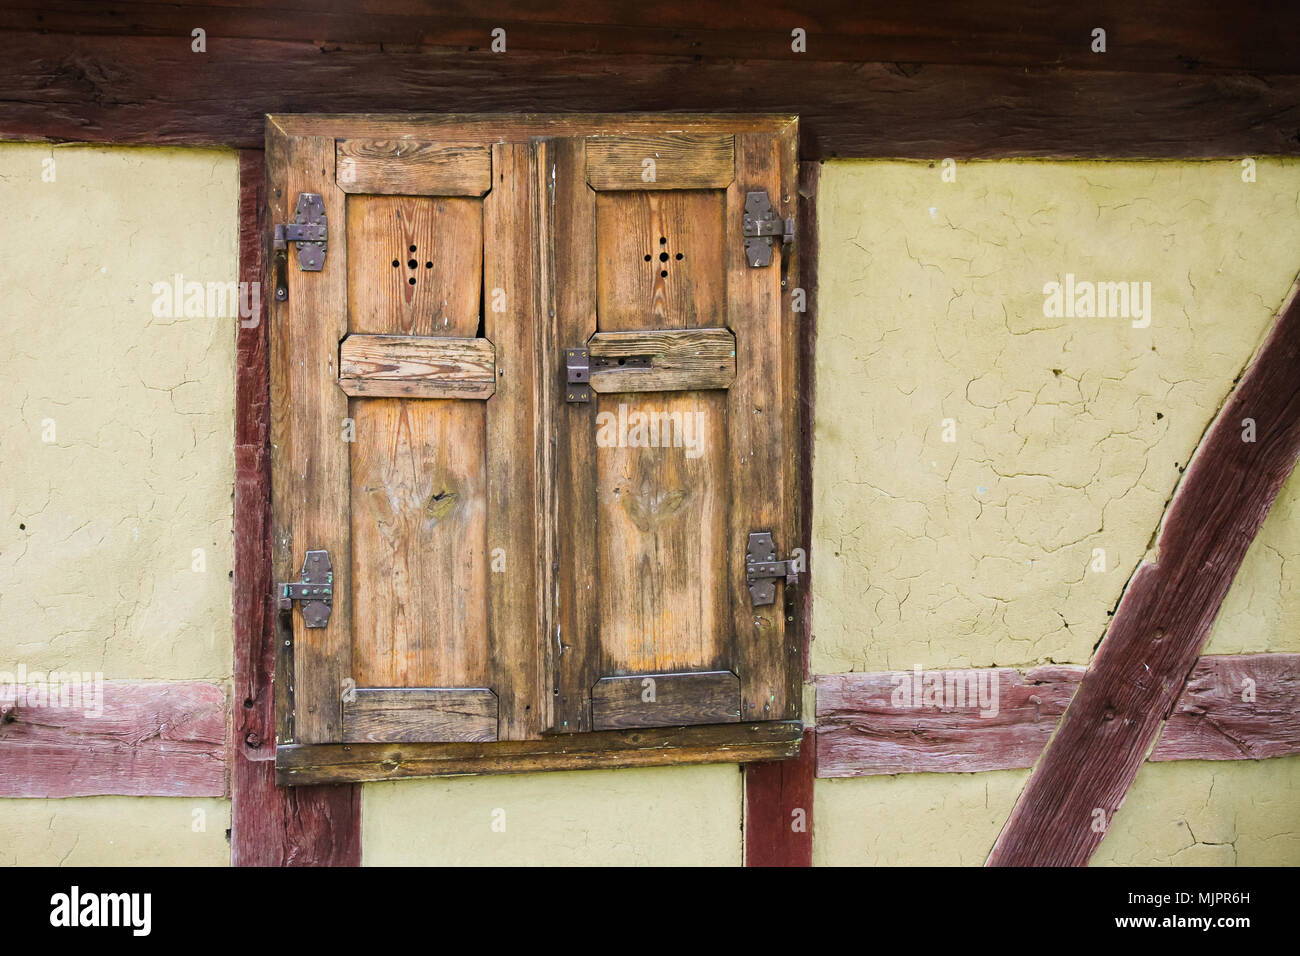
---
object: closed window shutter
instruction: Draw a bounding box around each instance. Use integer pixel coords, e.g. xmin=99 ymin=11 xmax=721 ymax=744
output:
xmin=270 ymin=115 xmax=799 ymax=776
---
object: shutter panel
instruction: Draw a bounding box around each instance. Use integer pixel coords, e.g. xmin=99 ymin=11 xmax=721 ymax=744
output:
xmin=271 ymin=137 xmax=542 ymax=744
xmin=548 ymin=130 xmax=799 ymax=733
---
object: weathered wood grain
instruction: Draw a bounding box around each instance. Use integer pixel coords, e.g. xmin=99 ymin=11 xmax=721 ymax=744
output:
xmin=342 ymin=688 xmax=499 ymax=743
xmin=588 ymin=328 xmax=736 ymax=393
xmin=277 ymin=720 xmax=804 ymax=784
xmin=349 ymin=400 xmax=488 ymax=688
xmin=590 ymin=671 xmax=741 ymax=730
xmin=744 ymin=726 xmax=815 ymax=867
xmin=3 ymin=2 xmax=1297 ymax=75
xmin=816 ymin=656 xmax=1300 ymax=777
xmin=586 ymin=134 xmax=735 ymax=190
xmin=346 ymin=195 xmax=482 ymax=336
xmin=279 ymin=135 xmax=352 ymax=744
xmin=816 ymin=666 xmax=1085 ymax=777
xmin=1151 ymin=653 xmax=1300 ymax=761
xmin=547 ymin=136 xmax=602 ymax=734
xmin=988 ymin=281 xmax=1300 ymax=868
xmin=728 ymin=130 xmax=798 ymax=721
xmin=0 ymin=681 xmax=227 ymax=798
xmin=3 ymin=34 xmax=1298 ymax=157
xmin=483 ymin=142 xmax=544 ymax=740
xmin=595 ymin=190 xmax=726 ymax=329
xmin=338 ymin=334 xmax=496 ymax=398
xmin=337 ymin=139 xmax=491 ymax=196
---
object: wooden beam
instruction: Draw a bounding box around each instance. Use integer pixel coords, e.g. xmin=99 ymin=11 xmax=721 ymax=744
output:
xmin=817 ymin=666 xmax=1084 ymax=777
xmin=0 ymin=681 xmax=227 ymax=798
xmin=338 ymin=334 xmax=496 ymax=398
xmin=231 ymin=149 xmax=360 ymax=867
xmin=1 ymin=33 xmax=1298 ymax=158
xmin=744 ymin=727 xmax=815 ymax=867
xmin=1150 ymin=653 xmax=1300 ymax=761
xmin=989 ymin=283 xmax=1300 ymax=866
xmin=0 ymin=2 xmax=1295 ymax=75
xmin=277 ymin=721 xmax=803 ymax=784
xmin=816 ymin=656 xmax=1300 ymax=777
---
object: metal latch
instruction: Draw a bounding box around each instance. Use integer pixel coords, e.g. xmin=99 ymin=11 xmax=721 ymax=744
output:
xmin=565 ymin=347 xmax=591 ymax=403
xmin=745 ymin=532 xmax=799 ymax=606
xmin=742 ymin=191 xmax=794 ymax=268
xmin=276 ymin=549 xmax=334 ymax=628
xmin=273 ymin=193 xmax=328 ymax=301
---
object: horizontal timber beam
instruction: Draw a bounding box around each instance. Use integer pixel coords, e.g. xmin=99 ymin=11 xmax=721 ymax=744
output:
xmin=0 ymin=3 xmax=1295 ymax=76
xmin=277 ymin=720 xmax=803 ymax=785
xmin=815 ymin=654 xmax=1300 ymax=777
xmin=1 ymin=34 xmax=1297 ymax=157
xmin=0 ymin=680 xmax=228 ymax=798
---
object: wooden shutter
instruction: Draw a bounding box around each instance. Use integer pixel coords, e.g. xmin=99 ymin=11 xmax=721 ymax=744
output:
xmin=546 ymin=131 xmax=801 ymax=733
xmin=270 ymin=135 xmax=543 ymax=745
xmin=268 ymin=114 xmax=800 ymax=779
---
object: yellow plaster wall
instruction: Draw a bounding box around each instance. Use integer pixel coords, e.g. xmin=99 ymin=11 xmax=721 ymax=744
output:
xmin=0 ymin=797 xmax=230 ymax=866
xmin=1094 ymin=756 xmax=1300 ymax=866
xmin=0 ymin=143 xmax=237 ymax=866
xmin=363 ymin=765 xmax=742 ymax=866
xmin=810 ymin=158 xmax=1300 ymax=866
xmin=812 ymin=158 xmax=1300 ymax=675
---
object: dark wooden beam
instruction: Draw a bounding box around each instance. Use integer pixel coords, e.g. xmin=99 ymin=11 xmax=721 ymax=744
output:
xmin=988 ymin=282 xmax=1300 ymax=867
xmin=2 ymin=2 xmax=1296 ymax=75
xmin=230 ymin=149 xmax=360 ymax=867
xmin=0 ymin=681 xmax=227 ymax=797
xmin=1 ymin=33 xmax=1298 ymax=157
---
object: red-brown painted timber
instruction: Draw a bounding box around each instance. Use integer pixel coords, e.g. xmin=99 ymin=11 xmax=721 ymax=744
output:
xmin=988 ymin=282 xmax=1300 ymax=867
xmin=0 ymin=680 xmax=227 ymax=798
xmin=744 ymin=727 xmax=816 ymax=867
xmin=816 ymin=655 xmax=1300 ymax=776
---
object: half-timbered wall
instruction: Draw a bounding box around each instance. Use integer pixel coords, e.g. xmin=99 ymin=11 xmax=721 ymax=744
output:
xmin=2 ymin=145 xmax=1297 ymax=865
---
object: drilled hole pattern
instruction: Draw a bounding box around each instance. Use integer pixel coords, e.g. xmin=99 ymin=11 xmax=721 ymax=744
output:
xmin=390 ymin=244 xmax=435 ymax=285
xmin=645 ymin=235 xmax=684 ymax=281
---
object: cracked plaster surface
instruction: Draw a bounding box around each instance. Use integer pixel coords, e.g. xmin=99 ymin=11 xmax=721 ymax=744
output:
xmin=812 ymin=159 xmax=1300 ymax=674
xmin=0 ymin=144 xmax=237 ymax=680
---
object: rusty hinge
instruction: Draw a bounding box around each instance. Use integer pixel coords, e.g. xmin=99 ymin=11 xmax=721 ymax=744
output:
xmin=742 ymin=190 xmax=794 ymax=268
xmin=565 ymin=346 xmax=591 ymax=403
xmin=745 ymin=532 xmax=799 ymax=606
xmin=276 ymin=549 xmax=334 ymax=628
xmin=273 ymin=193 xmax=328 ymax=301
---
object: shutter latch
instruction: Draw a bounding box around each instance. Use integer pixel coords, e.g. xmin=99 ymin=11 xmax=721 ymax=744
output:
xmin=745 ymin=532 xmax=799 ymax=606
xmin=276 ymin=549 xmax=334 ymax=628
xmin=565 ymin=346 xmax=591 ymax=403
xmin=742 ymin=191 xmax=794 ymax=268
xmin=272 ymin=192 xmax=328 ymax=301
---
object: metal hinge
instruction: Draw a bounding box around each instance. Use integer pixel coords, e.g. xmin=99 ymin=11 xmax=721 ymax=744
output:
xmin=273 ymin=193 xmax=328 ymax=301
xmin=745 ymin=532 xmax=799 ymax=606
xmin=565 ymin=346 xmax=591 ymax=403
xmin=742 ymin=190 xmax=794 ymax=268
xmin=276 ymin=549 xmax=334 ymax=628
